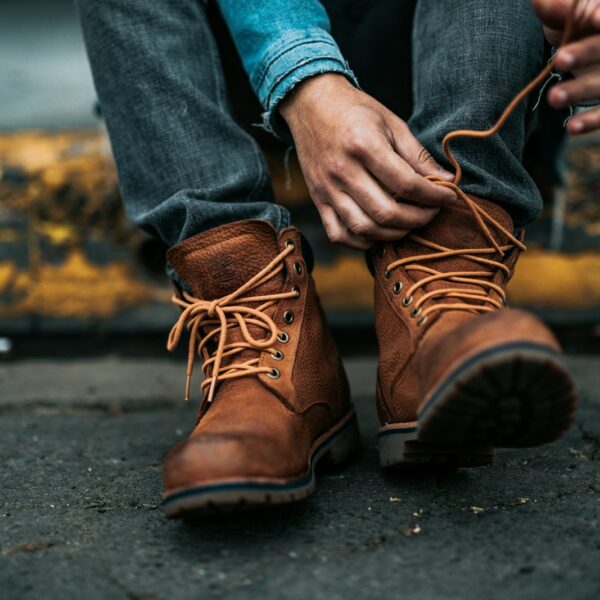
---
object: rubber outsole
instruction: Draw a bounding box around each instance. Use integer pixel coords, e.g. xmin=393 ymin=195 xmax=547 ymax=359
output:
xmin=378 ymin=342 xmax=577 ymax=469
xmin=163 ymin=409 xmax=360 ymax=518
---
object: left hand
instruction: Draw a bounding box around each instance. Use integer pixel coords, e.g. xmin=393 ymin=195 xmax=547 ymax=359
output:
xmin=533 ymin=0 xmax=600 ymax=134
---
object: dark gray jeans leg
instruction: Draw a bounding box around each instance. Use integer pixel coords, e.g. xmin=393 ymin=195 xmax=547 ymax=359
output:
xmin=409 ymin=0 xmax=546 ymax=227
xmin=75 ymin=0 xmax=289 ymax=250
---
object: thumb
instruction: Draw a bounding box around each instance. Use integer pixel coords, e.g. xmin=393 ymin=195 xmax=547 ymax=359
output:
xmin=533 ymin=0 xmax=600 ymax=32
xmin=413 ymin=144 xmax=455 ymax=182
xmin=388 ymin=119 xmax=454 ymax=181
xmin=532 ymin=0 xmax=572 ymax=28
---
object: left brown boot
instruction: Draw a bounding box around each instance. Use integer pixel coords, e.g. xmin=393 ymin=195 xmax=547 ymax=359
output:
xmin=371 ymin=195 xmax=577 ymax=468
xmin=162 ymin=220 xmax=359 ymax=516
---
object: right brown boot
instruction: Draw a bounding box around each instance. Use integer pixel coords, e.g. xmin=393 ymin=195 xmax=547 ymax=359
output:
xmin=371 ymin=195 xmax=577 ymax=468
xmin=161 ymin=220 xmax=359 ymax=517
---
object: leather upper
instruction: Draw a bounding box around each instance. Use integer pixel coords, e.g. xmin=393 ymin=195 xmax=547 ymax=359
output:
xmin=372 ymin=195 xmax=560 ymax=425
xmin=163 ymin=220 xmax=350 ymax=492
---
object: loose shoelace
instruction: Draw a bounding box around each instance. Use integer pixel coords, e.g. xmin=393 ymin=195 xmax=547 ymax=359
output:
xmin=384 ymin=0 xmax=582 ymax=324
xmin=167 ymin=243 xmax=299 ymax=403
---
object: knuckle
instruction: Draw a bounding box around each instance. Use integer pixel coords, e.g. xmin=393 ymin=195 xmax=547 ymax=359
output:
xmin=397 ymin=177 xmax=417 ymax=197
xmin=324 ymin=158 xmax=346 ymax=178
xmin=411 ymin=210 xmax=435 ymax=228
xmin=417 ymin=146 xmax=434 ymax=164
xmin=345 ymin=132 xmax=369 ymax=156
xmin=326 ymin=229 xmax=342 ymax=244
xmin=348 ymin=220 xmax=371 ymax=237
xmin=372 ymin=207 xmax=397 ymax=227
xmin=310 ymin=186 xmax=328 ymax=206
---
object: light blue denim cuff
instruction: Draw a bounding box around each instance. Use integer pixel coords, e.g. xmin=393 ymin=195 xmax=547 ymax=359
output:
xmin=255 ymin=33 xmax=358 ymax=140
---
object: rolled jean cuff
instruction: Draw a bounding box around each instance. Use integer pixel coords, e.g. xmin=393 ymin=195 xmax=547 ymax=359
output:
xmin=256 ymin=38 xmax=358 ymax=140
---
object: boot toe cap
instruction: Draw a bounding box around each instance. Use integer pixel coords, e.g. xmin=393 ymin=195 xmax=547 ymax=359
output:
xmin=163 ymin=431 xmax=307 ymax=495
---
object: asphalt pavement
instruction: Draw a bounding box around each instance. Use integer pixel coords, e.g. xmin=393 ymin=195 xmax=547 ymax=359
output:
xmin=0 ymin=355 xmax=599 ymax=600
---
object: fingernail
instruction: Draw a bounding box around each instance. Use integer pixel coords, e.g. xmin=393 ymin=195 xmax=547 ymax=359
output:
xmin=558 ymin=51 xmax=574 ymax=69
xmin=570 ymin=120 xmax=584 ymax=133
xmin=554 ymin=88 xmax=568 ymax=104
xmin=438 ymin=168 xmax=454 ymax=181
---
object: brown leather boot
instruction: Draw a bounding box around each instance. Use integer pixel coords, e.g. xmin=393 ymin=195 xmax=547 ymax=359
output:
xmin=162 ymin=220 xmax=359 ymax=516
xmin=371 ymin=195 xmax=577 ymax=468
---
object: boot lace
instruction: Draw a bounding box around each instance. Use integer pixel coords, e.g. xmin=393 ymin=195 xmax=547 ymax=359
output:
xmin=167 ymin=243 xmax=298 ymax=403
xmin=384 ymin=190 xmax=526 ymax=324
xmin=384 ymin=0 xmax=581 ymax=324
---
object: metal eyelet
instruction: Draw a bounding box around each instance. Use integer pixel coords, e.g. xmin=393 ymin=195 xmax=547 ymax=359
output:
xmin=501 ymin=298 xmax=508 ymax=307
xmin=285 ymin=239 xmax=295 ymax=249
xmin=277 ymin=331 xmax=290 ymax=343
xmin=291 ymin=285 xmax=301 ymax=298
xmin=402 ymin=295 xmax=413 ymax=307
xmin=384 ymin=268 xmax=392 ymax=279
xmin=411 ymin=307 xmax=422 ymax=318
xmin=268 ymin=367 xmax=281 ymax=379
xmin=416 ymin=316 xmax=428 ymax=327
xmin=378 ymin=246 xmax=386 ymax=258
xmin=283 ymin=310 xmax=294 ymax=324
xmin=294 ymin=261 xmax=303 ymax=275
xmin=393 ymin=281 xmax=403 ymax=295
xmin=271 ymin=350 xmax=284 ymax=361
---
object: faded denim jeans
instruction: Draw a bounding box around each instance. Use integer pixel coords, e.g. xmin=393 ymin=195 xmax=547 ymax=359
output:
xmin=76 ymin=0 xmax=546 ymax=272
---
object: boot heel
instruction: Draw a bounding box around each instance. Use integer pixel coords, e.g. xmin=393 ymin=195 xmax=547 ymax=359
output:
xmin=379 ymin=429 xmax=494 ymax=468
xmin=319 ymin=413 xmax=361 ymax=467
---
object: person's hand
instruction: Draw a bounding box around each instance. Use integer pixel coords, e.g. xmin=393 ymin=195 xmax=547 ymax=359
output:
xmin=279 ymin=74 xmax=456 ymax=250
xmin=533 ymin=0 xmax=600 ymax=134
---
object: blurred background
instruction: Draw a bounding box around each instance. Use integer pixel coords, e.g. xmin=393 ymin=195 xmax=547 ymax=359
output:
xmin=0 ymin=0 xmax=599 ymax=358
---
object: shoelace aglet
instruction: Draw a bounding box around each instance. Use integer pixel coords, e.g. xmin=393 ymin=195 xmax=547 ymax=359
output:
xmin=206 ymin=376 xmax=217 ymax=404
xmin=184 ymin=373 xmax=192 ymax=402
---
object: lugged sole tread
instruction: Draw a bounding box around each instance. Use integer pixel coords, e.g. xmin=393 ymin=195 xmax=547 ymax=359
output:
xmin=379 ymin=343 xmax=577 ymax=469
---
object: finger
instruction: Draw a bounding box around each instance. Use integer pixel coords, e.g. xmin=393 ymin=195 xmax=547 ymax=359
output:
xmin=548 ymin=70 xmax=600 ymax=107
xmin=366 ymin=150 xmax=455 ymax=207
xmin=385 ymin=118 xmax=454 ymax=181
xmin=534 ymin=0 xmax=600 ymax=32
xmin=331 ymin=192 xmax=409 ymax=242
xmin=533 ymin=0 xmax=576 ymax=27
xmin=579 ymin=0 xmax=600 ymax=30
xmin=316 ymin=202 xmax=371 ymax=250
xmin=568 ymin=104 xmax=600 ymax=133
xmin=347 ymin=131 xmax=456 ymax=207
xmin=532 ymin=0 xmax=573 ymax=22
xmin=368 ymin=149 xmax=455 ymax=207
xmin=555 ymin=34 xmax=600 ymax=70
xmin=342 ymin=170 xmax=441 ymax=229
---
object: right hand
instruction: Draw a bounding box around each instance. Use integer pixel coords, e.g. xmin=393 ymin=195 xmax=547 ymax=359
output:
xmin=533 ymin=0 xmax=600 ymax=134
xmin=279 ymin=73 xmax=456 ymax=250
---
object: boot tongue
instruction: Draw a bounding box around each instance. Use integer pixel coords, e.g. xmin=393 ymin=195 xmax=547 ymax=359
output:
xmin=166 ymin=220 xmax=284 ymax=300
xmin=398 ymin=195 xmax=514 ymax=270
xmin=394 ymin=196 xmax=514 ymax=301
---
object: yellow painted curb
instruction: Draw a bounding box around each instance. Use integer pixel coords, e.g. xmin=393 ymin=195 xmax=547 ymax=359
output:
xmin=508 ymin=249 xmax=600 ymax=309
xmin=313 ymin=250 xmax=600 ymax=312
xmin=0 ymin=250 xmax=152 ymax=319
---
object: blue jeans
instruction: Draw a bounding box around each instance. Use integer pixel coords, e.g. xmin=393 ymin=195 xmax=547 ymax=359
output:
xmin=77 ymin=0 xmax=546 ymax=259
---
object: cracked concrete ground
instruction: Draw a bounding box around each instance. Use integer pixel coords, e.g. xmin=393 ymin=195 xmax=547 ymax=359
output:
xmin=0 ymin=355 xmax=599 ymax=600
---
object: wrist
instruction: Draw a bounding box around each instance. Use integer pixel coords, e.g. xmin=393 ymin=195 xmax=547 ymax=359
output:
xmin=279 ymin=73 xmax=353 ymax=126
